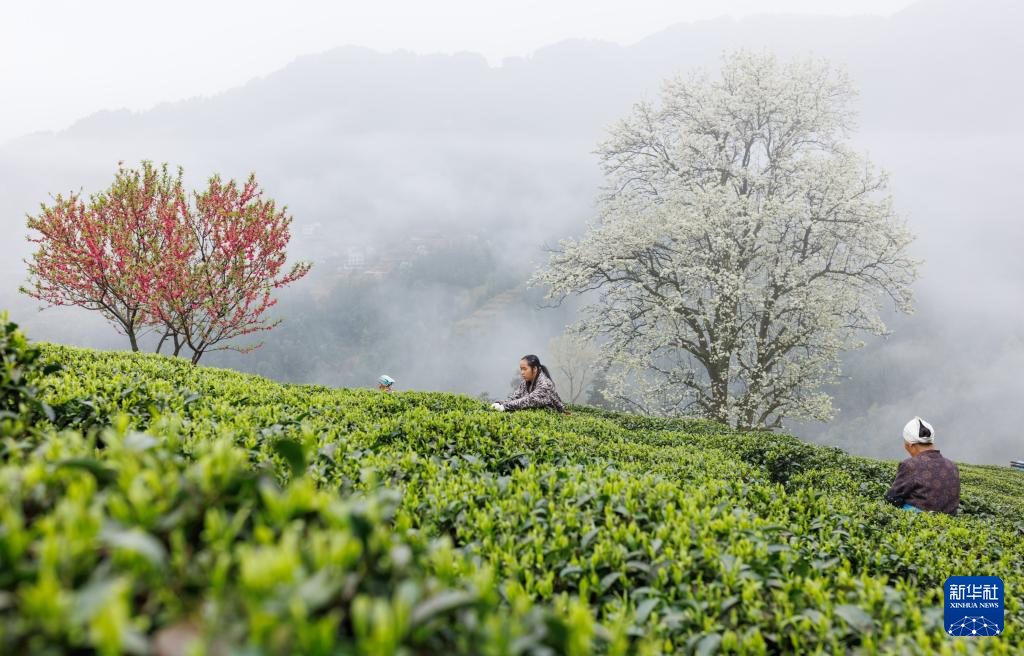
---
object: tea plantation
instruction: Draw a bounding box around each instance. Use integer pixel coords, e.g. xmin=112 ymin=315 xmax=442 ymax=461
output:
xmin=2 ymin=316 xmax=1022 ymax=654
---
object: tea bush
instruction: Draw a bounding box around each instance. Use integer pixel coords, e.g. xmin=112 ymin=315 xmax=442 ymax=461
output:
xmin=0 ymin=334 xmax=1020 ymax=654
xmin=0 ymin=312 xmax=60 ymax=440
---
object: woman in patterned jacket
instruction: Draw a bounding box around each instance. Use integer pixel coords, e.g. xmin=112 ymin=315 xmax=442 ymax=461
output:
xmin=491 ymin=354 xmax=570 ymax=414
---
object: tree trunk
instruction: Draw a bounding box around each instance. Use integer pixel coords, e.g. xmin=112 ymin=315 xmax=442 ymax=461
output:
xmin=708 ymin=361 xmax=730 ymax=425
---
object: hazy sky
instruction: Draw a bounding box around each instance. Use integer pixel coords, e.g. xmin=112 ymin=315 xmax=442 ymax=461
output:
xmin=3 ymin=0 xmax=917 ymax=145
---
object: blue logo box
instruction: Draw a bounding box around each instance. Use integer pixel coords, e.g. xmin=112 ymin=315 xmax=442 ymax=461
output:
xmin=944 ymin=576 xmax=1004 ymax=637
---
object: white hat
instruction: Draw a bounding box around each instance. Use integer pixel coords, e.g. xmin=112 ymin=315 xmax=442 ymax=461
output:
xmin=902 ymin=416 xmax=935 ymax=444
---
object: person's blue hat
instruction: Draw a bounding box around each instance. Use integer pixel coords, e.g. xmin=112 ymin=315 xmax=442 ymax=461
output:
xmin=378 ymin=374 xmax=395 ymax=387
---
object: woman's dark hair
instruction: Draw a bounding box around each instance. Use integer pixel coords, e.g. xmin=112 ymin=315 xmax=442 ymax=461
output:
xmin=521 ymin=354 xmax=552 ymax=388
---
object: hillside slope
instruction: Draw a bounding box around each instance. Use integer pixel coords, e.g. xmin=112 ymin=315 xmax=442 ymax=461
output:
xmin=2 ymin=334 xmax=1022 ymax=653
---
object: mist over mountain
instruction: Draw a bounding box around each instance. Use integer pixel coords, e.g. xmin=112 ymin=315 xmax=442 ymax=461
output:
xmin=2 ymin=0 xmax=1021 ymax=465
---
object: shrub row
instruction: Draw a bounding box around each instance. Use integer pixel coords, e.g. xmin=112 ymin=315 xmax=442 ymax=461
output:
xmin=0 ymin=332 xmax=1018 ymax=653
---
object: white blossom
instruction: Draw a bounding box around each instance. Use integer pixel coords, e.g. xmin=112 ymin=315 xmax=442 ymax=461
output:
xmin=533 ymin=51 xmax=919 ymax=430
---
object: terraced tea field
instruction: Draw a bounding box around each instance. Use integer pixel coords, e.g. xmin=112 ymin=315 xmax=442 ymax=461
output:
xmin=2 ymin=321 xmax=1021 ymax=654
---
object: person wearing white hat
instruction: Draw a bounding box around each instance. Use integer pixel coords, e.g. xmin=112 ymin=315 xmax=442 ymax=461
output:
xmin=377 ymin=374 xmax=396 ymax=393
xmin=884 ymin=416 xmax=960 ymax=514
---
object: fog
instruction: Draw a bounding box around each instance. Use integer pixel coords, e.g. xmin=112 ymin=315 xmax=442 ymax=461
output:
xmin=2 ymin=0 xmax=1021 ymax=465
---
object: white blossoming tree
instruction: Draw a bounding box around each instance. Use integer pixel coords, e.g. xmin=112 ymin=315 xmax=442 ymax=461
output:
xmin=548 ymin=332 xmax=601 ymax=404
xmin=533 ymin=51 xmax=919 ymax=430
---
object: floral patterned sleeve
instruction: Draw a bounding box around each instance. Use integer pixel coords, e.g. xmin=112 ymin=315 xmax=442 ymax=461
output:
xmin=503 ymin=380 xmax=527 ymax=406
xmin=502 ymin=375 xmax=565 ymax=412
xmin=884 ymin=460 xmax=914 ymax=506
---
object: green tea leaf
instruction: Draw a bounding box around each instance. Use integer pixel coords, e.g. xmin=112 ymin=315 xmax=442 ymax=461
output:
xmin=100 ymin=524 xmax=167 ymax=566
xmin=123 ymin=431 xmax=159 ymax=452
xmin=57 ymin=458 xmax=117 ymax=485
xmin=834 ymin=604 xmax=873 ymax=633
xmin=273 ymin=437 xmax=306 ymax=476
xmin=598 ymin=571 xmax=621 ymax=594
xmin=695 ymin=633 xmax=722 ymax=656
xmin=410 ymin=590 xmax=478 ymax=627
xmin=635 ymin=597 xmax=659 ymax=625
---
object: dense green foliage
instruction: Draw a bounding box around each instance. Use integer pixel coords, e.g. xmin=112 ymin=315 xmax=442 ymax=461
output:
xmin=1 ymin=323 xmax=1022 ymax=654
xmin=0 ymin=312 xmax=60 ymax=437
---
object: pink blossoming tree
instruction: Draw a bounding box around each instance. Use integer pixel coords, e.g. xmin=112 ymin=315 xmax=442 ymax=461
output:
xmin=22 ymin=162 xmax=310 ymax=364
